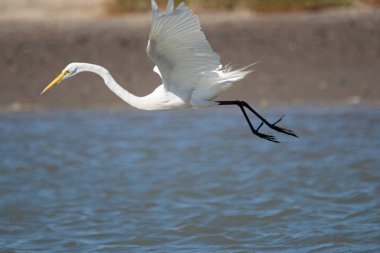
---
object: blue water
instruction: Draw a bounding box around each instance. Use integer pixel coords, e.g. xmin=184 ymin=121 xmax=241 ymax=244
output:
xmin=0 ymin=107 xmax=379 ymax=252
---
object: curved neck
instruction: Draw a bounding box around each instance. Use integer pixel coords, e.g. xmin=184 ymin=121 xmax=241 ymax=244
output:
xmin=78 ymin=63 xmax=143 ymax=109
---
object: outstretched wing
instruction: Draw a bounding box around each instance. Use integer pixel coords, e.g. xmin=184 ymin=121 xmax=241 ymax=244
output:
xmin=147 ymin=0 xmax=221 ymax=94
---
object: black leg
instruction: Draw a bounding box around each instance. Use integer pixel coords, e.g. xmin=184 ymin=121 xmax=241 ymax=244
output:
xmin=217 ymin=100 xmax=298 ymax=142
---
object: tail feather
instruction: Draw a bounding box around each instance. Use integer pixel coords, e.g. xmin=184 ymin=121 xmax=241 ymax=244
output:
xmin=219 ymin=64 xmax=253 ymax=83
xmin=215 ymin=62 xmax=258 ymax=84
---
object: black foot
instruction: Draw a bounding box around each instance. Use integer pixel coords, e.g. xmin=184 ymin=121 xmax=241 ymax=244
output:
xmin=269 ymin=115 xmax=299 ymax=138
xmin=254 ymin=121 xmax=279 ymax=143
xmin=255 ymin=131 xmax=279 ymax=143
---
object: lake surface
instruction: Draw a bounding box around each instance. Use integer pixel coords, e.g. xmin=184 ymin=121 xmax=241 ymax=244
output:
xmin=1 ymin=107 xmax=379 ymax=252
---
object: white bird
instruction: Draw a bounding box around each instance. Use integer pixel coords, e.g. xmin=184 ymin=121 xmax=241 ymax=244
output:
xmin=41 ymin=0 xmax=297 ymax=142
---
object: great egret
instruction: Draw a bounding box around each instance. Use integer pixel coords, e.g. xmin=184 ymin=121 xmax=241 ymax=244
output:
xmin=41 ymin=0 xmax=297 ymax=142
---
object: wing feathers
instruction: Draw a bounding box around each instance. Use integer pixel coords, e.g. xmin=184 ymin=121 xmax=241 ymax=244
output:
xmin=147 ymin=1 xmax=220 ymax=91
xmin=147 ymin=0 xmax=251 ymax=101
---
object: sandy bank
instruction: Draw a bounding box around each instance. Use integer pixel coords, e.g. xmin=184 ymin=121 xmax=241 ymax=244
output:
xmin=0 ymin=8 xmax=379 ymax=111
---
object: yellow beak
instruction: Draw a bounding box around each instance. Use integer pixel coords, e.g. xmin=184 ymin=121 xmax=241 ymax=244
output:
xmin=40 ymin=71 xmax=68 ymax=95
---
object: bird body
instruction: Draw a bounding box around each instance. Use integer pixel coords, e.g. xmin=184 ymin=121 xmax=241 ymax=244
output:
xmin=41 ymin=0 xmax=297 ymax=142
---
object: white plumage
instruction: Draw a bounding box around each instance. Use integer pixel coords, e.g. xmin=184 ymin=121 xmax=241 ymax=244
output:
xmin=41 ymin=0 xmax=297 ymax=142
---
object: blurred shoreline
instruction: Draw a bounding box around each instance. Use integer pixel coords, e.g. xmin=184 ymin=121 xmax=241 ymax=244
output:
xmin=0 ymin=7 xmax=379 ymax=112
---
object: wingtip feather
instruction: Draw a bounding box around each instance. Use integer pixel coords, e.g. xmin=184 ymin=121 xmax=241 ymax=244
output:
xmin=165 ymin=0 xmax=174 ymax=14
xmin=151 ymin=0 xmax=159 ymax=16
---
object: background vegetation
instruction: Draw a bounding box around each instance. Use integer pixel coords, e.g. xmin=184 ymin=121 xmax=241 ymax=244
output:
xmin=107 ymin=0 xmax=380 ymax=13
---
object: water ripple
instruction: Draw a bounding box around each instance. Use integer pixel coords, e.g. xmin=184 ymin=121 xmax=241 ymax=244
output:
xmin=0 ymin=108 xmax=380 ymax=252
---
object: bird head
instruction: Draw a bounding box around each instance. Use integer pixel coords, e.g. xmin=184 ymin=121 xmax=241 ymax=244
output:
xmin=40 ymin=63 xmax=81 ymax=95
